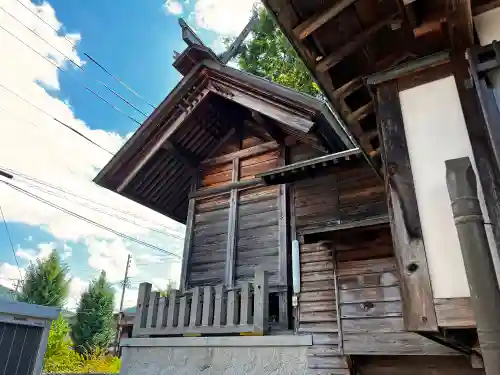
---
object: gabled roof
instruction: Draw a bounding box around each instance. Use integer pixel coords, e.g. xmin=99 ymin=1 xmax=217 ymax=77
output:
xmin=94 ymin=58 xmax=356 ymax=223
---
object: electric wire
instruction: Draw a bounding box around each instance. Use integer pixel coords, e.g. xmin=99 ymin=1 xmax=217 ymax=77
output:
xmin=0 ymin=204 xmax=23 ymax=283
xmin=1 ymin=180 xmax=181 ymax=259
xmin=16 ymin=179 xmax=185 ymax=240
xmin=0 ymin=23 xmax=142 ymax=125
xmin=0 ymin=83 xmax=114 ymax=155
xmin=0 ymin=5 xmax=149 ymax=117
xmin=14 ymin=0 xmax=156 ymax=109
xmin=0 ymin=166 xmax=185 ymax=238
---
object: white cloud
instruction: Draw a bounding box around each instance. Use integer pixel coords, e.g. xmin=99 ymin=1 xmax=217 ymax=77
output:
xmin=0 ymin=263 xmax=24 ymax=291
xmin=15 ymin=242 xmax=55 ymax=263
xmin=192 ymin=0 xmax=260 ymax=36
xmin=67 ymin=276 xmax=87 ymax=310
xmin=0 ymin=0 xmax=182 ymax=307
xmin=87 ymin=238 xmax=139 ymax=282
xmin=164 ymin=0 xmax=184 ymax=15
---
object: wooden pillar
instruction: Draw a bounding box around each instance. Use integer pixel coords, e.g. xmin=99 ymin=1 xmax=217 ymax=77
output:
xmin=376 ymin=82 xmax=438 ymax=331
xmin=225 ymin=157 xmax=239 ymax=287
xmin=277 ymin=146 xmax=289 ymax=328
xmin=179 ymin=184 xmax=197 ymax=292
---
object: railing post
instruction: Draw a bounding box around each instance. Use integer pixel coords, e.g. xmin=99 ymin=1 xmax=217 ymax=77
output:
xmin=166 ymin=290 xmax=179 ymax=328
xmin=213 ymin=285 xmax=226 ymax=327
xmin=190 ymin=287 xmax=202 ymax=328
xmin=446 ymin=157 xmax=500 ymax=374
xmin=240 ymin=282 xmax=252 ymax=325
xmin=146 ymin=292 xmax=160 ymax=328
xmin=132 ymin=283 xmax=151 ymax=337
xmin=179 ymin=295 xmax=190 ymax=328
xmin=227 ymin=290 xmax=239 ymax=326
xmin=202 ymin=286 xmax=214 ymax=327
xmin=156 ymin=296 xmax=167 ymax=329
xmin=253 ymin=270 xmax=268 ymax=335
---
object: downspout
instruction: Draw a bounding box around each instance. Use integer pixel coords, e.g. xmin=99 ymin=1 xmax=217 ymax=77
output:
xmin=446 ymin=157 xmax=500 ymax=374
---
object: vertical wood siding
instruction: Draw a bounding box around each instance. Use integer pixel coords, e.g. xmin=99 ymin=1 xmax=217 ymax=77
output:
xmin=188 ymin=194 xmax=229 ymax=287
xmin=186 ymin=135 xmax=284 ymax=290
xmin=290 ymin=144 xmax=387 ymax=234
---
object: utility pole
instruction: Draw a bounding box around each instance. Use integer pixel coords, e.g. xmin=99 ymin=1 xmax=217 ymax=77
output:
xmin=114 ymin=254 xmax=131 ymax=356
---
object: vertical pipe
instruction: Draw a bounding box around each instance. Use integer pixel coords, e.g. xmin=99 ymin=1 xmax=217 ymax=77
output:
xmin=446 ymin=157 xmax=500 ymax=374
xmin=291 ymin=239 xmax=300 ymax=333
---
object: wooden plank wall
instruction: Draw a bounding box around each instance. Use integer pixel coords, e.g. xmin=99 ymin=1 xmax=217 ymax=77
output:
xmin=186 ymin=135 xmax=284 ymax=291
xmin=188 ymin=194 xmax=229 ymax=287
xmin=357 ymin=356 xmax=483 ymax=375
xmin=237 ymin=185 xmax=280 ymax=285
xmin=299 ymin=226 xmax=458 ymax=361
xmin=290 ymin=144 xmax=387 ymax=234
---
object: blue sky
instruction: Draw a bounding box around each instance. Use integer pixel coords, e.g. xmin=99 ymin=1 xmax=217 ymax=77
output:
xmin=0 ymin=0 xmax=258 ymax=309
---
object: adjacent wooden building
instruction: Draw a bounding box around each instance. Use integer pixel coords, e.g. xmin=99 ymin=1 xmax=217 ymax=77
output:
xmin=96 ymin=2 xmax=500 ymax=374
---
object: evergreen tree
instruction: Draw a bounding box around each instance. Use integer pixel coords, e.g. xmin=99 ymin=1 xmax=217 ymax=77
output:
xmin=18 ymin=250 xmax=70 ymax=307
xmin=71 ymin=271 xmax=115 ymax=355
xmin=227 ymin=8 xmax=320 ymax=96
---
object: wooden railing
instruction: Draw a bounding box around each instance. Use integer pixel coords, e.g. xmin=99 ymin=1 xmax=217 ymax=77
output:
xmin=132 ymin=270 xmax=269 ymax=337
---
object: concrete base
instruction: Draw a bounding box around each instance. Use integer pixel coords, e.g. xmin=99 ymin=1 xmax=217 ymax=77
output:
xmin=120 ymin=336 xmax=312 ymax=375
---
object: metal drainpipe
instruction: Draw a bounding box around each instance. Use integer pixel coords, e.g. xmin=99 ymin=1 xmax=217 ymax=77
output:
xmin=446 ymin=157 xmax=500 ymax=373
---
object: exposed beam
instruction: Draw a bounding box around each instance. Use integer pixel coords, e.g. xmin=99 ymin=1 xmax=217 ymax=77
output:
xmin=242 ymin=120 xmax=274 ymax=142
xmin=163 ymin=140 xmax=199 ymax=170
xmin=334 ymin=77 xmax=363 ymax=100
xmin=208 ymin=82 xmax=315 ymax=133
xmin=377 ymin=82 xmax=438 ymax=331
xmin=190 ymin=178 xmax=263 ymax=199
xmin=251 ymin=112 xmax=285 ymax=142
xmin=316 ymin=17 xmax=397 ymax=73
xmin=202 ymin=141 xmax=279 ymax=167
xmin=446 ymin=0 xmax=474 ymax=48
xmin=347 ymin=102 xmax=374 ymax=122
xmin=293 ymin=0 xmax=358 ymax=40
xmin=116 ymin=89 xmax=211 ymax=193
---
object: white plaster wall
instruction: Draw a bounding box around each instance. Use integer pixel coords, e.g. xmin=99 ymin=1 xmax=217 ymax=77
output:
xmin=120 ymin=346 xmax=308 ymax=375
xmin=474 ymin=7 xmax=500 ymax=45
xmin=399 ymin=76 xmax=499 ymax=299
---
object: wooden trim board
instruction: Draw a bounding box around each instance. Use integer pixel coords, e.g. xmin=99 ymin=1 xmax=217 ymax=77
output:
xmin=434 ymin=297 xmax=476 ymax=328
xmin=376 ymin=82 xmax=438 ymax=331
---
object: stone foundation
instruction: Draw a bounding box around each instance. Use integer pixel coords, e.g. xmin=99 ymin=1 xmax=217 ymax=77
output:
xmin=119 ymin=336 xmax=312 ymax=375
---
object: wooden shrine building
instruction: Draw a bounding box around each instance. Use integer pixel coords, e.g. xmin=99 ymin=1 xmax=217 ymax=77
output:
xmin=95 ymin=2 xmax=500 ymax=373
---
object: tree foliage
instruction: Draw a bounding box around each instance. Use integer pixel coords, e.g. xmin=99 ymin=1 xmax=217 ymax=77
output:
xmin=159 ymin=280 xmax=176 ymax=297
xmin=232 ymin=8 xmax=320 ymax=96
xmin=18 ymin=250 xmax=70 ymax=307
xmin=71 ymin=271 xmax=115 ymax=355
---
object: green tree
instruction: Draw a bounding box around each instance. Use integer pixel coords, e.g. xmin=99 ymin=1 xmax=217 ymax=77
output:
xmin=159 ymin=280 xmax=176 ymax=297
xmin=45 ymin=315 xmax=72 ymax=358
xmin=18 ymin=250 xmax=70 ymax=307
xmin=71 ymin=271 xmax=115 ymax=355
xmin=230 ymin=8 xmax=320 ymax=96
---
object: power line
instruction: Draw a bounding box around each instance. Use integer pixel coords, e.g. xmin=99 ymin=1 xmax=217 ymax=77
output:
xmin=14 ymin=0 xmax=156 ymax=110
xmin=0 ymin=204 xmax=23 ymax=284
xmin=16 ymin=179 xmax=185 ymax=240
xmin=0 ymin=23 xmax=142 ymax=125
xmin=1 ymin=180 xmax=181 ymax=259
xmin=0 ymin=166 xmax=185 ymax=239
xmin=0 ymin=83 xmax=114 ymax=155
xmin=0 ymin=5 xmax=149 ymax=117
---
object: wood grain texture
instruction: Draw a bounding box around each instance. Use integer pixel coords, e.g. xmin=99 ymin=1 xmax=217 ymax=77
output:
xmin=357 ymin=355 xmax=483 ymax=374
xmin=377 ymin=82 xmax=438 ymax=331
xmin=434 ymin=297 xmax=476 ymax=328
xmin=343 ymin=332 xmax=460 ymax=355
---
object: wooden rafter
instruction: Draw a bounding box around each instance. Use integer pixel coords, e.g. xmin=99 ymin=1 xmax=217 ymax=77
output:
xmin=316 ymin=16 xmax=398 ymax=73
xmin=293 ymin=0 xmax=358 ymax=40
xmin=163 ymin=140 xmax=199 ymax=170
